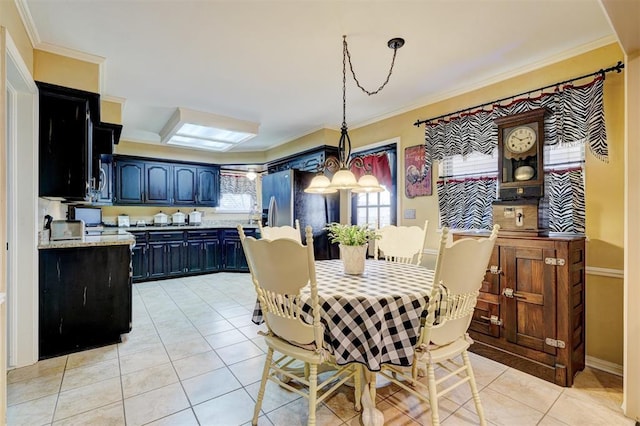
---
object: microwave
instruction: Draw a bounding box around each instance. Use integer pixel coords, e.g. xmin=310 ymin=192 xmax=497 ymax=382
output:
xmin=68 ymin=205 xmax=102 ymax=227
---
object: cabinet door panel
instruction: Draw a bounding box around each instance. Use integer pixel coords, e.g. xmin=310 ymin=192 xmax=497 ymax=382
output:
xmin=186 ymin=241 xmax=204 ymax=273
xmin=471 ymin=296 xmax=501 ymax=337
xmin=166 ymin=242 xmax=186 ymax=276
xmin=502 ymin=245 xmax=557 ymax=355
xmin=145 ymin=163 xmax=172 ymax=204
xmin=203 ymin=239 xmax=222 ymax=272
xmin=174 ymin=166 xmax=198 ymax=205
xmin=480 ymin=247 xmax=500 ymax=294
xmin=197 ymin=167 xmax=220 ymax=206
xmin=131 ymin=243 xmax=148 ymax=281
xmin=116 ymin=161 xmax=144 ymax=204
xmin=148 ymin=243 xmax=167 ymax=278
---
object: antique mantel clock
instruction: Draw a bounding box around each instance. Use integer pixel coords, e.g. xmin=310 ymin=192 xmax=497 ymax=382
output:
xmin=493 ymin=108 xmax=548 ymax=234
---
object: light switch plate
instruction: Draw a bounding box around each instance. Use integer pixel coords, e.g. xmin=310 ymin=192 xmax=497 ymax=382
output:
xmin=404 ymin=209 xmax=416 ymax=219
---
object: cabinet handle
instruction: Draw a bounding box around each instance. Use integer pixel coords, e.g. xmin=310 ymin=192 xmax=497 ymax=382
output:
xmin=503 ymin=288 xmax=526 ymax=299
xmin=480 ymin=315 xmax=503 ymax=326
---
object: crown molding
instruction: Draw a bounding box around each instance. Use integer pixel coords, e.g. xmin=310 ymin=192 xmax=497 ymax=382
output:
xmin=34 ymin=42 xmax=105 ymax=64
xmin=14 ymin=0 xmax=39 ymax=47
xmin=101 ymin=95 xmax=127 ymax=105
xmin=354 ymin=35 xmax=619 ymax=130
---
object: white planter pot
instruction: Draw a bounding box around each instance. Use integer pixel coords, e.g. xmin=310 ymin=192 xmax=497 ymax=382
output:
xmin=339 ymin=243 xmax=368 ymax=275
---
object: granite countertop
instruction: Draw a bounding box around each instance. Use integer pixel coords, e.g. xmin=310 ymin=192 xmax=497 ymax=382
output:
xmin=38 ymin=229 xmax=136 ymax=250
xmin=113 ymin=221 xmax=261 ymax=232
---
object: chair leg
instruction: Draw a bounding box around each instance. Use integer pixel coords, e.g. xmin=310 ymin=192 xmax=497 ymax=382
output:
xmin=307 ymin=363 xmax=318 ymax=426
xmin=462 ymin=351 xmax=486 ymax=426
xmin=427 ymin=362 xmax=440 ymax=426
xmin=353 ymin=364 xmax=362 ymax=412
xmin=253 ymin=348 xmax=274 ymax=426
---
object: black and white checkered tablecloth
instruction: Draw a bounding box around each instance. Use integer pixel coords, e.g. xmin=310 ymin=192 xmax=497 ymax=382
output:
xmin=252 ymin=259 xmax=435 ymax=371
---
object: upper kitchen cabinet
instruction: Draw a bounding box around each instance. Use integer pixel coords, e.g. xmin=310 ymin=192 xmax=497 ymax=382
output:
xmin=267 ymin=145 xmax=339 ymax=174
xmin=114 ymin=158 xmax=144 ymax=204
xmin=145 ymin=162 xmax=173 ymax=205
xmin=173 ymin=165 xmax=198 ymax=205
xmin=37 ymin=81 xmax=100 ymax=201
xmin=114 ymin=155 xmax=220 ymax=207
xmin=196 ymin=166 xmax=220 ymax=206
xmin=92 ymin=122 xmax=122 ymax=205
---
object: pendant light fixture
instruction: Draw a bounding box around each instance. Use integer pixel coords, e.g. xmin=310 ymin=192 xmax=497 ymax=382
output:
xmin=305 ymin=35 xmax=404 ymax=194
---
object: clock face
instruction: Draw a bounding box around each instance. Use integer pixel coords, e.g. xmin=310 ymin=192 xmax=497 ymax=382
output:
xmin=505 ymin=126 xmax=537 ymax=154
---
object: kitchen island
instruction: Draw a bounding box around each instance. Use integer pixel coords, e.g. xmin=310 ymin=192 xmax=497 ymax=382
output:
xmin=38 ymin=230 xmax=135 ymax=359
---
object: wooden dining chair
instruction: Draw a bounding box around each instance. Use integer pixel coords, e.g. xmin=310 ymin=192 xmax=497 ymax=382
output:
xmin=258 ymin=218 xmax=302 ymax=242
xmin=374 ymin=219 xmax=428 ymax=265
xmin=375 ymin=224 xmax=499 ymax=426
xmin=238 ymin=225 xmax=361 ymax=426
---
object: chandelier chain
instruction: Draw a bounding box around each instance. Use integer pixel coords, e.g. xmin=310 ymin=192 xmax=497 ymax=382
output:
xmin=343 ymin=36 xmax=400 ymax=97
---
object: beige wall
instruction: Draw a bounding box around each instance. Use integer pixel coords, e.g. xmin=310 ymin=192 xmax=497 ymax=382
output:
xmin=33 ymin=49 xmax=99 ymax=92
xmin=0 ymin=0 xmax=32 ymax=75
xmin=5 ymin=3 xmax=628 ymax=370
xmin=275 ymin=43 xmax=626 ymax=366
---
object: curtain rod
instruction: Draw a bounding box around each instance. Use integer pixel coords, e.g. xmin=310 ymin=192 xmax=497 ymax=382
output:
xmin=413 ymin=61 xmax=624 ymax=127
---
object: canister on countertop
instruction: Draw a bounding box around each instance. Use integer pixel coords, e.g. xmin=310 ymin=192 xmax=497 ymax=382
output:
xmin=153 ymin=211 xmax=168 ymax=226
xmin=172 ymin=210 xmax=186 ymax=226
xmin=188 ymin=209 xmax=202 ymax=225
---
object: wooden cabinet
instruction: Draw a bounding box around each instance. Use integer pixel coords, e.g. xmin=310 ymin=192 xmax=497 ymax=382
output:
xmin=454 ymin=232 xmax=586 ymax=386
xmin=37 ymin=81 xmax=99 ymax=201
xmin=186 ymin=230 xmax=222 ymax=274
xmin=148 ymin=231 xmax=185 ymax=278
xmin=196 ymin=167 xmax=220 ymax=206
xmin=130 ymin=232 xmax=149 ymax=281
xmin=39 ymin=245 xmax=132 ymax=359
xmin=114 ymin=155 xmax=220 ymax=207
xmin=267 ymin=146 xmax=339 ymax=174
xmin=115 ymin=159 xmax=144 ymax=204
xmin=174 ymin=165 xmax=198 ymax=205
xmin=145 ymin=162 xmax=173 ymax=204
xmin=131 ymin=227 xmax=253 ymax=282
xmin=221 ymin=229 xmax=255 ymax=272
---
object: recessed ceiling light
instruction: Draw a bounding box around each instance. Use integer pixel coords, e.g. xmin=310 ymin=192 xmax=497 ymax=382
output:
xmin=160 ymin=107 xmax=259 ymax=152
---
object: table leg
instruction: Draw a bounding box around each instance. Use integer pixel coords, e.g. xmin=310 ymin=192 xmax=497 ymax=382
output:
xmin=360 ymin=368 xmax=384 ymax=426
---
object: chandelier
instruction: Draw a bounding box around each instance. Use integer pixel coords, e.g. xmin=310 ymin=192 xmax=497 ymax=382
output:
xmin=305 ymin=35 xmax=405 ymax=194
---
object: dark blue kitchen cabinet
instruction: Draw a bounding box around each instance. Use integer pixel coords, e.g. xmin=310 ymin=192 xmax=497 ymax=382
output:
xmin=186 ymin=229 xmax=221 ymax=274
xmin=115 ymin=159 xmax=144 ymax=204
xmin=145 ymin=162 xmax=173 ymax=204
xmin=130 ymin=232 xmax=149 ymax=281
xmin=196 ymin=166 xmax=220 ymax=206
xmin=113 ymin=155 xmax=220 ymax=207
xmin=222 ymin=229 xmax=256 ymax=272
xmin=37 ymin=81 xmax=99 ymax=201
xmin=39 ymin=245 xmax=132 ymax=359
xmin=174 ymin=165 xmax=198 ymax=205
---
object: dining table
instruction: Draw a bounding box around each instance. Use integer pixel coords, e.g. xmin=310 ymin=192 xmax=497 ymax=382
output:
xmin=252 ymin=258 xmax=436 ymax=425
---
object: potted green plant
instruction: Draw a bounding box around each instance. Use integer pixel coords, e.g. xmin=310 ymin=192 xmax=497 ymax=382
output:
xmin=326 ymin=223 xmax=379 ymax=274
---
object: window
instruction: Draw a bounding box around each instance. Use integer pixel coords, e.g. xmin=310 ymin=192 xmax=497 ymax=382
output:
xmin=355 ymin=190 xmax=392 ymax=228
xmin=350 ymin=144 xmax=397 ymax=227
xmin=217 ymin=172 xmax=257 ymax=212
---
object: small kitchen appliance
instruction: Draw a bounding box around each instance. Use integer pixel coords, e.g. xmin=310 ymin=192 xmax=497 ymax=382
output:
xmin=172 ymin=210 xmax=186 ymax=226
xmin=188 ymin=209 xmax=202 ymax=225
xmin=117 ymin=214 xmax=130 ymax=227
xmin=50 ymin=220 xmax=85 ymax=241
xmin=154 ymin=211 xmax=168 ymax=226
xmin=68 ymin=206 xmax=102 ymax=229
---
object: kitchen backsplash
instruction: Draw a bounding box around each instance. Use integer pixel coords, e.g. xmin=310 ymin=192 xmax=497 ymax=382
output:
xmin=38 ymin=198 xmax=256 ymax=229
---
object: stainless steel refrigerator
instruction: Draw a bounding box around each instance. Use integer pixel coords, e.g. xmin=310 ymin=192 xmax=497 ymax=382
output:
xmin=261 ymin=169 xmax=339 ymax=259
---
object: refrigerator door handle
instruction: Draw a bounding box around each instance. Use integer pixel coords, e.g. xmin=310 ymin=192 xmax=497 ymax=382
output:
xmin=268 ymin=196 xmax=276 ymax=227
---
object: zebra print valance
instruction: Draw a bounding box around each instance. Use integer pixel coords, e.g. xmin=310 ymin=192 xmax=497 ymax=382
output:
xmin=424 ymin=77 xmax=607 ymax=164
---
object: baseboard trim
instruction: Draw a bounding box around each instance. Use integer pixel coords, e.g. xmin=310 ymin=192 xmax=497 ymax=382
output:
xmin=586 ymin=355 xmax=623 ymax=376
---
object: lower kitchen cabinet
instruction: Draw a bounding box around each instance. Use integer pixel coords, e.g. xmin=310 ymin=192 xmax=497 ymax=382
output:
xmin=39 ymin=244 xmax=132 ymax=359
xmin=454 ymin=232 xmax=586 ymax=387
xmin=131 ymin=227 xmax=255 ymax=282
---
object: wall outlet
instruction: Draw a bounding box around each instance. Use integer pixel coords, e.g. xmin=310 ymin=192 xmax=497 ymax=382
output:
xmin=404 ymin=209 xmax=416 ymax=219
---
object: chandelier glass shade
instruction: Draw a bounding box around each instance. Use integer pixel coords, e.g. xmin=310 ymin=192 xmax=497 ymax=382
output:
xmin=305 ymin=35 xmax=403 ymax=194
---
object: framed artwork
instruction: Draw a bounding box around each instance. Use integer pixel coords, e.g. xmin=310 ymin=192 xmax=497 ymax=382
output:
xmin=405 ymin=145 xmax=431 ymax=198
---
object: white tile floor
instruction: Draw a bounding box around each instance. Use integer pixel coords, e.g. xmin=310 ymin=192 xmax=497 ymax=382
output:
xmin=7 ymin=273 xmax=633 ymax=425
